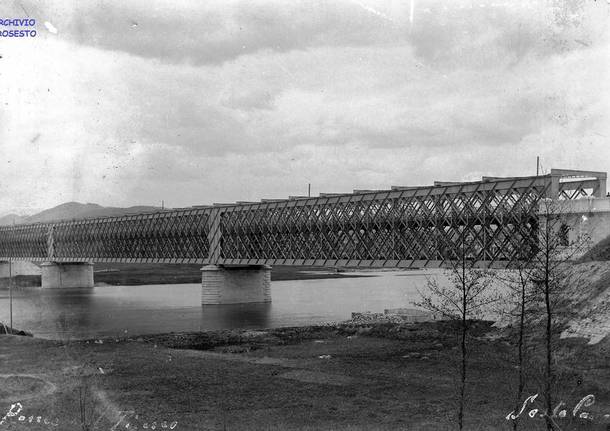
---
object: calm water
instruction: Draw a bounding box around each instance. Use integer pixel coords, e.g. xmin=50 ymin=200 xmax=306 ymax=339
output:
xmin=0 ymin=271 xmax=442 ymax=340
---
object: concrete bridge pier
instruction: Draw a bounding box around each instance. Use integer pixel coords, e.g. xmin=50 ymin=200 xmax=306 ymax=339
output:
xmin=0 ymin=261 xmax=10 ymax=279
xmin=41 ymin=262 xmax=94 ymax=288
xmin=0 ymin=261 xmax=42 ymax=286
xmin=201 ymin=265 xmax=272 ymax=305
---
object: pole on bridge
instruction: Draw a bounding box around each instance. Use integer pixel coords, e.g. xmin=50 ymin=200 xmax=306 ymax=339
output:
xmin=8 ymin=259 xmax=12 ymax=331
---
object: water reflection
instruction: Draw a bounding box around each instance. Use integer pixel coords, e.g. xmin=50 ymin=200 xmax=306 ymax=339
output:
xmin=48 ymin=289 xmax=96 ymax=337
xmin=201 ymin=303 xmax=272 ymax=329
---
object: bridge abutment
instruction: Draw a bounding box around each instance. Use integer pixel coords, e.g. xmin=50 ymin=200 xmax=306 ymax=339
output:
xmin=201 ymin=265 xmax=271 ymax=305
xmin=539 ymin=197 xmax=610 ymax=259
xmin=41 ymin=262 xmax=94 ymax=289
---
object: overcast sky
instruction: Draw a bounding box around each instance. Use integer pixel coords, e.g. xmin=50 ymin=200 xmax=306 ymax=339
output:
xmin=0 ymin=0 xmax=608 ymax=214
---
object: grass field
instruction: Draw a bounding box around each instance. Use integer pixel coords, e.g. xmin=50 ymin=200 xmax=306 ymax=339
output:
xmin=0 ymin=321 xmax=608 ymax=430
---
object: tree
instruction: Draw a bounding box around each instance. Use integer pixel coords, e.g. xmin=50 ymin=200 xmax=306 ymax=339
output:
xmin=413 ymin=234 xmax=498 ymax=430
xmin=495 ymin=260 xmax=537 ymax=431
xmin=525 ymin=199 xmax=591 ymax=430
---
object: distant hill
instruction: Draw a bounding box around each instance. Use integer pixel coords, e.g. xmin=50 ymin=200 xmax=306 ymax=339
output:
xmin=0 ymin=202 xmax=163 ymax=225
xmin=0 ymin=213 xmax=28 ymax=226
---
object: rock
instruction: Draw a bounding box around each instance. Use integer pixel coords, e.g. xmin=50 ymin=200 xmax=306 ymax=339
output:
xmin=0 ymin=322 xmax=33 ymax=337
xmin=350 ymin=312 xmax=385 ymax=323
xmin=219 ymin=345 xmax=251 ymax=354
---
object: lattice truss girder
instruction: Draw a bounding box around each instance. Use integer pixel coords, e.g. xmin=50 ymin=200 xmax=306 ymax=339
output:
xmin=558 ymin=179 xmax=597 ymax=200
xmin=0 ymin=173 xmax=597 ymax=267
xmin=0 ymin=209 xmax=210 ymax=263
xmin=0 ymin=224 xmax=47 ymax=260
xmin=219 ymin=178 xmax=549 ymax=266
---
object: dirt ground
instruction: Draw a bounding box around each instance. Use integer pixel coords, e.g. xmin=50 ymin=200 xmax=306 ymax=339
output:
xmin=0 ymin=321 xmax=608 ymax=431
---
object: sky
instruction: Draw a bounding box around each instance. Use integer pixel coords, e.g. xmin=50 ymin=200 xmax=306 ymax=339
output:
xmin=0 ymin=0 xmax=609 ymax=214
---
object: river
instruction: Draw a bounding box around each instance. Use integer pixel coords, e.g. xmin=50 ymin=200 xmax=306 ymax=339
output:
xmin=0 ymin=270 xmax=456 ymax=340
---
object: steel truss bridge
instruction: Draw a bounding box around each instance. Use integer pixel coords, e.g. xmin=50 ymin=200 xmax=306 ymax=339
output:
xmin=0 ymin=169 xmax=606 ymax=269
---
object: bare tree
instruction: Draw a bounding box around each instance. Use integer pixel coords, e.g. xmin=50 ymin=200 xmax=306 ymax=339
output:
xmin=495 ymin=262 xmax=537 ymax=431
xmin=525 ymin=199 xmax=591 ymax=430
xmin=413 ymin=237 xmax=498 ymax=430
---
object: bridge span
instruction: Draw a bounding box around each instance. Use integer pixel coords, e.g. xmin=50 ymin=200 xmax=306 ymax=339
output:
xmin=0 ymin=168 xmax=607 ymax=304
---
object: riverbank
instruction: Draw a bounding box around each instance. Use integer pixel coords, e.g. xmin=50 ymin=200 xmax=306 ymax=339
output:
xmin=1 ymin=320 xmax=608 ymax=430
xmin=94 ymin=264 xmax=372 ymax=285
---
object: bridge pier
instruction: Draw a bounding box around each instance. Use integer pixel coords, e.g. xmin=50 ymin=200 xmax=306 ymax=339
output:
xmin=201 ymin=265 xmax=272 ymax=305
xmin=0 ymin=261 xmax=42 ymax=287
xmin=41 ymin=262 xmax=94 ymax=289
xmin=0 ymin=261 xmax=10 ymax=278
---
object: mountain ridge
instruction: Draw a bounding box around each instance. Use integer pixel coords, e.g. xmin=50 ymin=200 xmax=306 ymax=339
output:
xmin=0 ymin=202 xmax=163 ymax=226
